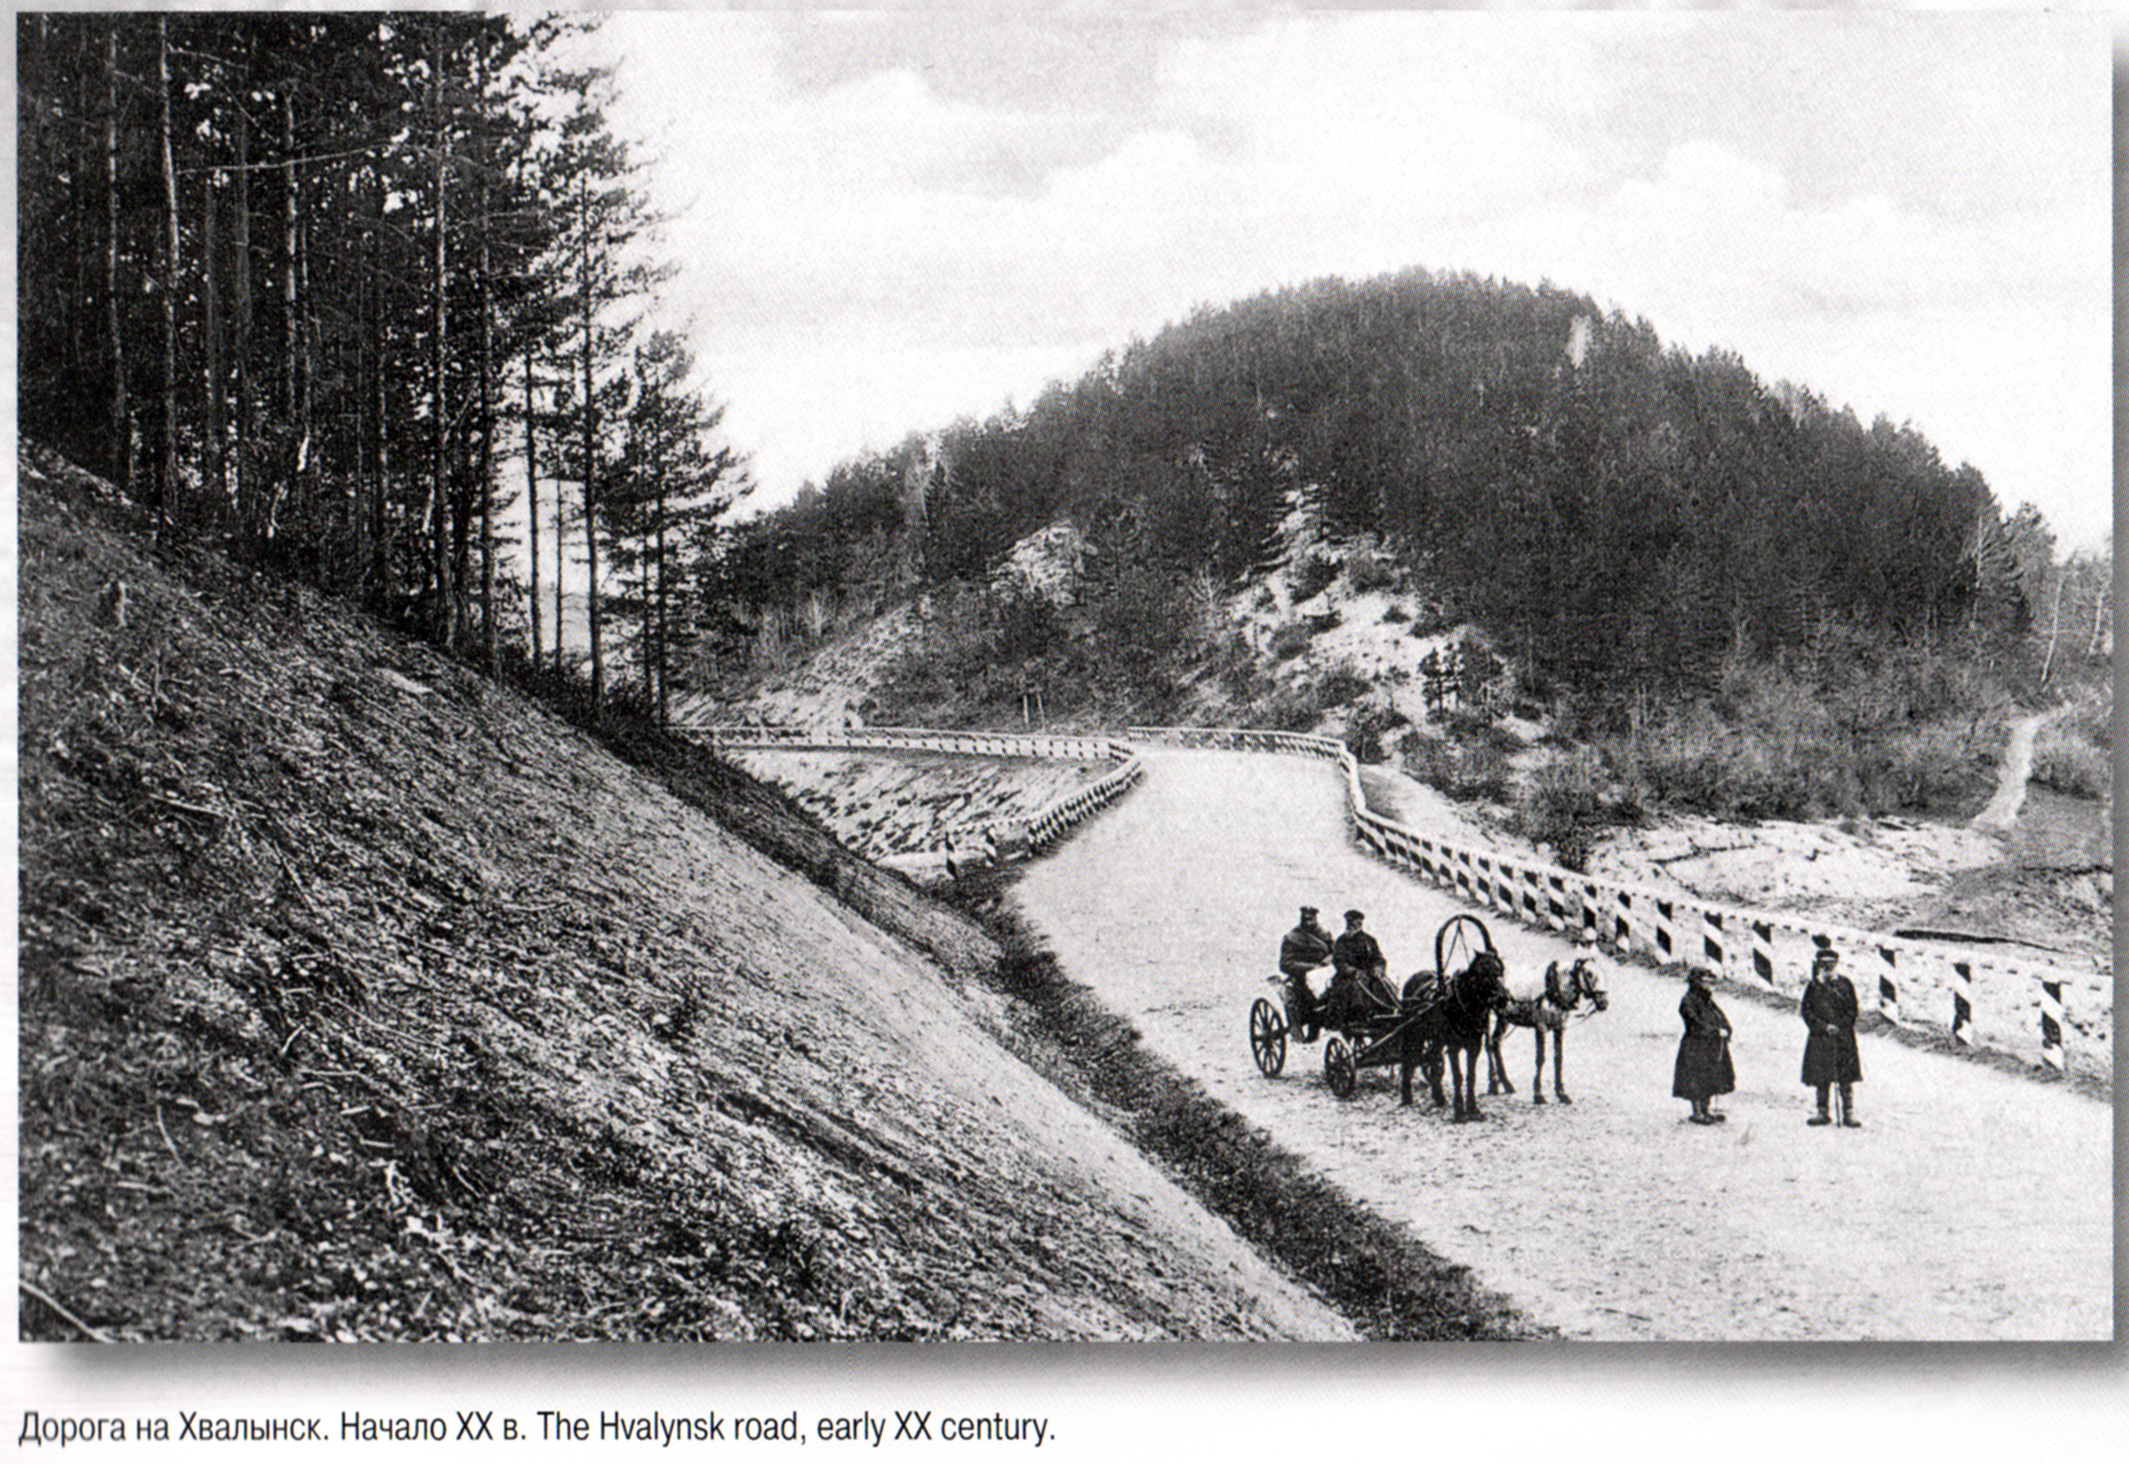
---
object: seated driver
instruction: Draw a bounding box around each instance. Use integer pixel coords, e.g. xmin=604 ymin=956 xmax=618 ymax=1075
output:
xmin=1278 ymin=905 xmax=1334 ymax=1032
xmin=1326 ymin=909 xmax=1393 ymax=1026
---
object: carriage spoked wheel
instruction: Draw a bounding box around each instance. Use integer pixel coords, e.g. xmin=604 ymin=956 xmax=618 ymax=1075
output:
xmin=1249 ymin=997 xmax=1288 ymax=1078
xmin=1435 ymin=913 xmax=1496 ymax=984
xmin=1324 ymin=1037 xmax=1358 ymax=1099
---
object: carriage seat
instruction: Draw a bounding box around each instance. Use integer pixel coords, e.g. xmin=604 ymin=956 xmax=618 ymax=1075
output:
xmin=1317 ymin=968 xmax=1398 ymax=1030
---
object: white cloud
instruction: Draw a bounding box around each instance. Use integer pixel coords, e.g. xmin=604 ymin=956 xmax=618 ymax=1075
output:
xmin=592 ymin=10 xmax=2110 ymax=550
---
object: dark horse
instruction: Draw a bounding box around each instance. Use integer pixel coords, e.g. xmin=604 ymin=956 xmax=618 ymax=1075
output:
xmin=1396 ymin=950 xmax=1509 ymax=1120
xmin=1485 ymin=957 xmax=1609 ymax=1104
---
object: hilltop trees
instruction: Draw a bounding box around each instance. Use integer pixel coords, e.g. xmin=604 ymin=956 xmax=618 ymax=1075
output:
xmin=715 ymin=267 xmax=2070 ymax=731
xmin=16 ymin=11 xmax=739 ymax=709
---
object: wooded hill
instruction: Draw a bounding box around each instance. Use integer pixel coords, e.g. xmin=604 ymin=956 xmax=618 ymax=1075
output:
xmin=715 ymin=268 xmax=2076 ymax=716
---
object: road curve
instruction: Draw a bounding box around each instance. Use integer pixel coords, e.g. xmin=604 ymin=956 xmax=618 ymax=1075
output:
xmin=1007 ymin=747 xmax=2110 ymax=1340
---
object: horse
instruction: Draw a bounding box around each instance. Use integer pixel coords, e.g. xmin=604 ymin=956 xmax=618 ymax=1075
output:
xmin=1485 ymin=956 xmax=1609 ymax=1105
xmin=1396 ymin=949 xmax=1509 ymax=1120
xmin=1486 ymin=955 xmax=1610 ymax=1103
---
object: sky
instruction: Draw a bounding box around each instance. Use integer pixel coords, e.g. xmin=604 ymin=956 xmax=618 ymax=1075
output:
xmin=576 ymin=7 xmax=2113 ymax=554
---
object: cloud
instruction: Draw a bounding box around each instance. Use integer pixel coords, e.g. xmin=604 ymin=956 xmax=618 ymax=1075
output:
xmin=594 ymin=10 xmax=2109 ymax=548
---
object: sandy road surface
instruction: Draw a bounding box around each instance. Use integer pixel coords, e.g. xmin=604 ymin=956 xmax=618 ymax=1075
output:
xmin=1009 ymin=749 xmax=2111 ymax=1340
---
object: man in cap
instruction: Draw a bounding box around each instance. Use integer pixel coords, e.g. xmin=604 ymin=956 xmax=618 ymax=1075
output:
xmin=1800 ymin=946 xmax=1862 ymax=1127
xmin=1278 ymin=906 xmax=1335 ymax=1036
xmin=1324 ymin=909 xmax=1392 ymax=1027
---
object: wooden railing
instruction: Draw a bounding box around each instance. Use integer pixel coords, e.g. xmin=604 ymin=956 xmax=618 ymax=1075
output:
xmin=1127 ymin=726 xmax=2111 ymax=1080
xmin=679 ymin=719 xmax=2106 ymax=1077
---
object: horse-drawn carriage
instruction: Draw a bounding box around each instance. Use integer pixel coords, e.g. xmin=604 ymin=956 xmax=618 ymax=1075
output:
xmin=1249 ymin=914 xmax=1508 ymax=1118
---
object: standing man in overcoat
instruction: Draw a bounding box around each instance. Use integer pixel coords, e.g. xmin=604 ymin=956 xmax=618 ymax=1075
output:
xmin=1673 ymin=968 xmax=1736 ymax=1125
xmin=1800 ymin=946 xmax=1862 ymax=1127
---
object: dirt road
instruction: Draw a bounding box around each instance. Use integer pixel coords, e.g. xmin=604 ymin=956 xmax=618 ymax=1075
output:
xmin=1971 ymin=711 xmax=2051 ymax=834
xmin=1009 ymin=748 xmax=2111 ymax=1340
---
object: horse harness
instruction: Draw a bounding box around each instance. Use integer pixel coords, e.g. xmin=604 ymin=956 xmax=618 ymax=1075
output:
xmin=1417 ymin=952 xmax=1505 ymax=1020
xmin=1502 ymin=959 xmax=1601 ymax=1032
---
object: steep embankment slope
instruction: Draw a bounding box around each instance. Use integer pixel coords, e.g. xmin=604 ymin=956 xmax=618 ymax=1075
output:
xmin=14 ymin=454 xmax=1349 ymax=1341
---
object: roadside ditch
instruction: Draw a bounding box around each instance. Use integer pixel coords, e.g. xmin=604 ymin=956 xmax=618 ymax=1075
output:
xmin=580 ymin=721 xmax=1545 ymax=1339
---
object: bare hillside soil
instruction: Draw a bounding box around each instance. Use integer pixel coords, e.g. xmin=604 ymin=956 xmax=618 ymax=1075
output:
xmin=16 ymin=453 xmax=1550 ymax=1343
xmin=16 ymin=460 xmax=1360 ymax=1342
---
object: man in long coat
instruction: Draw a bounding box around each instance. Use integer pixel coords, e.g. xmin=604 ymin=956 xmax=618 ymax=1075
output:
xmin=1800 ymin=947 xmax=1862 ymax=1127
xmin=1673 ymin=967 xmax=1735 ymax=1125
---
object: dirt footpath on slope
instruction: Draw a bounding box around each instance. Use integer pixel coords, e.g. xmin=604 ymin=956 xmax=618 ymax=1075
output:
xmin=1008 ymin=749 xmax=2111 ymax=1341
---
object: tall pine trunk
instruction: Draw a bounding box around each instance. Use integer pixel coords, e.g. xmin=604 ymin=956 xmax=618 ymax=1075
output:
xmin=429 ymin=32 xmax=454 ymax=649
xmin=204 ymin=175 xmax=225 ymax=518
xmin=105 ymin=30 xmax=129 ymax=495
xmin=279 ymin=89 xmax=300 ymax=535
xmin=525 ymin=340 xmax=543 ymax=668
xmin=554 ymin=465 xmax=567 ymax=678
xmin=233 ymin=95 xmax=252 ymax=535
xmin=478 ymin=111 xmax=497 ymax=681
xmin=367 ymin=186 xmax=392 ymax=605
xmin=580 ymin=173 xmax=604 ymax=713
xmin=157 ymin=16 xmax=180 ymax=532
xmin=654 ymin=474 xmax=668 ymax=727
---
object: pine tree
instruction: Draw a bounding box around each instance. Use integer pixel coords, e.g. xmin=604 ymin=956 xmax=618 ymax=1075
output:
xmin=602 ymin=331 xmax=744 ymax=723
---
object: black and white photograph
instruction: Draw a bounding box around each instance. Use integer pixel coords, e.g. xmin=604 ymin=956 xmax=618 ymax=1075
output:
xmin=9 ymin=0 xmax=2119 ymax=1452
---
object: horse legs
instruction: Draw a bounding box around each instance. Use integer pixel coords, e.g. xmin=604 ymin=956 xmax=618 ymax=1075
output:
xmin=1485 ymin=1017 xmax=1513 ymax=1096
xmin=1453 ymin=1045 xmax=1485 ymax=1122
xmin=1530 ymin=1026 xmax=1547 ymax=1105
xmin=1552 ymin=1028 xmax=1572 ymax=1104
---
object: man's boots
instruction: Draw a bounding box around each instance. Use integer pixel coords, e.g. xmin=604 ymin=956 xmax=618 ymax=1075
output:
xmin=1839 ymin=1085 xmax=1860 ymax=1128
xmin=1808 ymin=1085 xmax=1832 ymax=1125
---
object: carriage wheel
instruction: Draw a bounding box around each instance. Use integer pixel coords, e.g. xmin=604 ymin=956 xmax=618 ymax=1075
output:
xmin=1249 ymin=997 xmax=1288 ymax=1078
xmin=1435 ymin=913 xmax=1496 ymax=981
xmin=1324 ymin=1037 xmax=1357 ymax=1099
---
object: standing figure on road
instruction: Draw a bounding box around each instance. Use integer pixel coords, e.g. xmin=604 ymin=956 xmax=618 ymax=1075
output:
xmin=1325 ymin=909 xmax=1392 ymax=1028
xmin=1672 ymin=968 xmax=1735 ymax=1125
xmin=1278 ymin=906 xmax=1334 ymax=1037
xmin=1801 ymin=947 xmax=1863 ymax=1127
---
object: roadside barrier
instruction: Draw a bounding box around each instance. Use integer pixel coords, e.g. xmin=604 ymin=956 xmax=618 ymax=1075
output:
xmin=682 ymin=724 xmax=1143 ymax=872
xmin=680 ymin=718 xmax=2105 ymax=1077
xmin=1127 ymin=725 xmax=2112 ymax=1081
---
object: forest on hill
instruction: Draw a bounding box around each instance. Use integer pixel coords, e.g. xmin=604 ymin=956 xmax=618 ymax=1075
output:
xmin=707 ymin=269 xmax=2111 ymax=836
xmin=716 ymin=267 xmax=2082 ymax=709
xmin=16 ymin=12 xmax=2109 ymax=832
